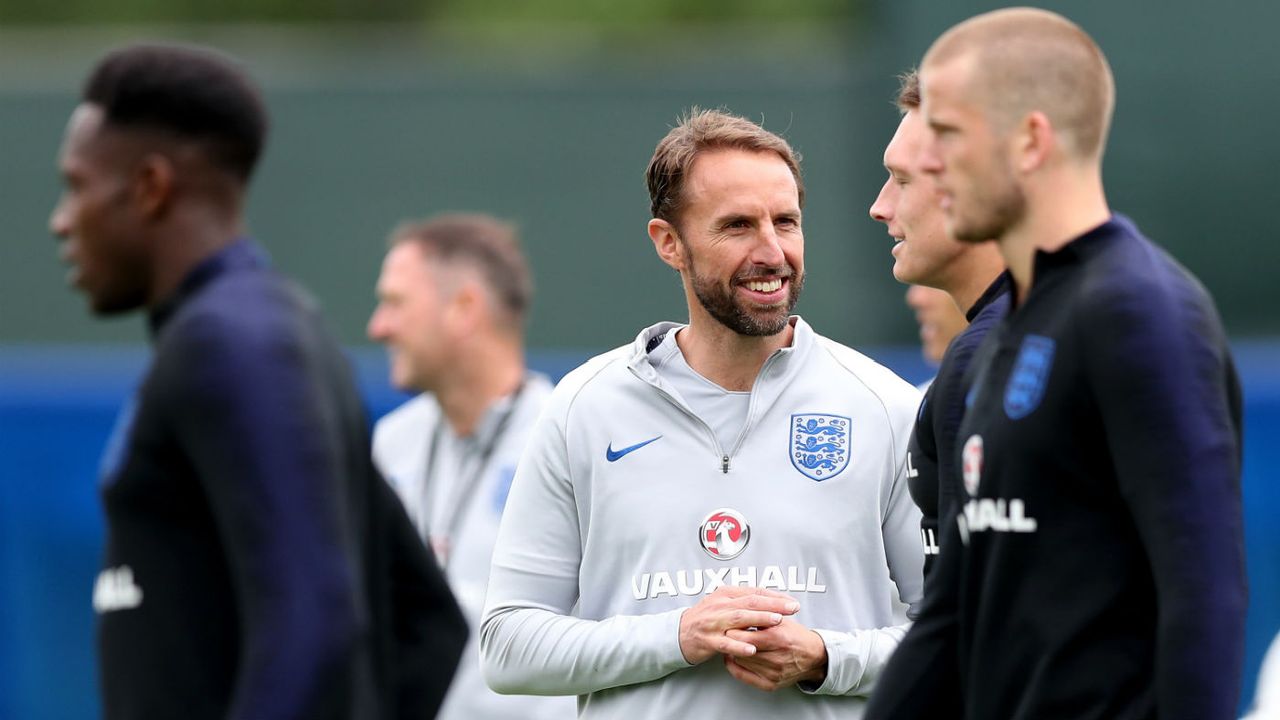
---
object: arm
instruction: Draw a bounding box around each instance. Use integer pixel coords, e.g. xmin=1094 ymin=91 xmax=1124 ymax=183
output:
xmin=168 ymin=313 xmax=361 ymax=720
xmin=374 ymin=475 xmax=468 ymax=719
xmin=862 ymin=507 xmax=965 ymax=719
xmin=1086 ymin=284 xmax=1246 ymax=720
xmin=479 ymin=398 xmax=691 ymax=695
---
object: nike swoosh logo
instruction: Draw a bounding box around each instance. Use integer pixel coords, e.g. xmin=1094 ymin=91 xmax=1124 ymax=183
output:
xmin=606 ymin=435 xmax=662 ymax=462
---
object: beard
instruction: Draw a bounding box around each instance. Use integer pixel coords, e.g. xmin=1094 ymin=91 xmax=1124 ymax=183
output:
xmin=950 ymin=157 xmax=1026 ymax=244
xmin=688 ymin=260 xmax=804 ymax=337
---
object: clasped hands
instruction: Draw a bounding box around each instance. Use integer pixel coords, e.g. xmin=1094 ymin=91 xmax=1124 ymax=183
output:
xmin=677 ymin=586 xmax=828 ymax=691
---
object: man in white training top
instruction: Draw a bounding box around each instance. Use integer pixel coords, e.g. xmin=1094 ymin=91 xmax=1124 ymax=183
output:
xmin=480 ymin=109 xmax=923 ymax=719
xmin=368 ymin=214 xmax=573 ymax=720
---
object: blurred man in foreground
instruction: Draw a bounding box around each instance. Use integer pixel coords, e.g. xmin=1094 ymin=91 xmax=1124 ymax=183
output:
xmin=867 ymin=9 xmax=1246 ymax=719
xmin=368 ymin=213 xmax=573 ymax=720
xmin=50 ymin=43 xmax=466 ymax=719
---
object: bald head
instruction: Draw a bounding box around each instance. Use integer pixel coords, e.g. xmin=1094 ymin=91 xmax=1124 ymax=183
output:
xmin=923 ymin=7 xmax=1114 ymax=162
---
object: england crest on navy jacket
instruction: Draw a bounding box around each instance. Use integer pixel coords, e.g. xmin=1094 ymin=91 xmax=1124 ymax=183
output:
xmin=790 ymin=414 xmax=850 ymax=481
xmin=1004 ymin=335 xmax=1055 ymax=420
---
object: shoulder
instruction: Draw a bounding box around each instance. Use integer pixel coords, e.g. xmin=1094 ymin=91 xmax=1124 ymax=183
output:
xmin=540 ymin=345 xmax=632 ymax=423
xmin=1077 ymin=230 xmax=1223 ymax=344
xmin=373 ymin=395 xmax=439 ymax=444
xmin=162 ymin=269 xmax=318 ymax=357
xmin=813 ymin=336 xmax=922 ymax=417
xmin=938 ymin=290 xmax=1009 ymax=384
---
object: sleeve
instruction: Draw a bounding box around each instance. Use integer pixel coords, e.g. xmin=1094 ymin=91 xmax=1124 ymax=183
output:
xmin=908 ymin=387 xmax=941 ymax=577
xmin=479 ymin=388 xmax=692 ymax=696
xmin=166 ymin=312 xmax=362 ymax=720
xmin=861 ymin=507 xmax=965 ymax=718
xmin=373 ymin=475 xmax=468 ymax=719
xmin=1084 ymin=282 xmax=1246 ymax=720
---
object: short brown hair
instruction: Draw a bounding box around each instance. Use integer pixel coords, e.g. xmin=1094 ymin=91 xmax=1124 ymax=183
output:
xmin=645 ymin=107 xmax=804 ymax=226
xmin=922 ymin=8 xmax=1114 ymax=160
xmin=390 ymin=213 xmax=532 ymax=328
xmin=895 ymin=69 xmax=921 ymax=113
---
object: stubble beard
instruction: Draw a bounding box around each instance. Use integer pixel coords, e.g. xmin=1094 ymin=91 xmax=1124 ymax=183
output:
xmin=688 ymin=261 xmax=805 ymax=337
xmin=950 ymin=158 xmax=1026 ymax=245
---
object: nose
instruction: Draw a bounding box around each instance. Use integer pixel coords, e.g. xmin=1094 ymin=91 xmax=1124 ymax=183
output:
xmin=750 ymin=225 xmax=787 ymax=267
xmin=366 ymin=305 xmax=388 ymax=342
xmin=870 ymin=178 xmax=896 ymax=224
xmin=49 ymin=197 xmax=70 ymax=239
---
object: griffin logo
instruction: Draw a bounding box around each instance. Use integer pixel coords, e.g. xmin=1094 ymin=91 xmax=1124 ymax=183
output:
xmin=699 ymin=508 xmax=750 ymax=560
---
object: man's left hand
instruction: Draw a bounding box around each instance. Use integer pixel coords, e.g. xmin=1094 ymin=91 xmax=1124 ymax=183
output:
xmin=723 ymin=620 xmax=828 ymax=691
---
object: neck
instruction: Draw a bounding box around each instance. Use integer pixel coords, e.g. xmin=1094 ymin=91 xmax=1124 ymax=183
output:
xmin=146 ymin=203 xmax=243 ymax=308
xmin=941 ymin=243 xmax=1006 ymax=314
xmin=677 ymin=312 xmax=793 ymax=392
xmin=435 ymin=338 xmax=524 ymax=437
xmin=998 ymin=164 xmax=1110 ymax=304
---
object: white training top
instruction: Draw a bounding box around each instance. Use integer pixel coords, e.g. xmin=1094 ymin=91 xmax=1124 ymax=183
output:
xmin=372 ymin=372 xmax=575 ymax=720
xmin=480 ymin=317 xmax=924 ymax=719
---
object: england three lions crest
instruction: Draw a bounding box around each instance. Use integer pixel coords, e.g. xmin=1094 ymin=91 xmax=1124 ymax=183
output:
xmin=790 ymin=414 xmax=850 ymax=481
xmin=1004 ymin=335 xmax=1056 ymax=420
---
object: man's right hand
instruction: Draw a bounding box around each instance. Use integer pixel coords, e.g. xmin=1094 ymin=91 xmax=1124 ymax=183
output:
xmin=678 ymin=587 xmax=801 ymax=665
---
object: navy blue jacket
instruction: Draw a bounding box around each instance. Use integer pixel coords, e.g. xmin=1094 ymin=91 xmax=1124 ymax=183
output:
xmin=908 ymin=272 xmax=1010 ymax=576
xmin=95 ymin=241 xmax=466 ymax=720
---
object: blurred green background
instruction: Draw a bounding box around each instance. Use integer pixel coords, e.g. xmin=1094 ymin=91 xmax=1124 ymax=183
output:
xmin=3 ymin=0 xmax=1277 ymax=353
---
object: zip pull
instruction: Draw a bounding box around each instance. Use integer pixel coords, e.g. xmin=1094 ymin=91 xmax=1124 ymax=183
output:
xmin=721 ymin=455 xmax=730 ymax=474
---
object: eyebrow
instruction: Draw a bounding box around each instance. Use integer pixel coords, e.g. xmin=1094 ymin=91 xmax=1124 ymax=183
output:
xmin=713 ymin=213 xmax=754 ymax=227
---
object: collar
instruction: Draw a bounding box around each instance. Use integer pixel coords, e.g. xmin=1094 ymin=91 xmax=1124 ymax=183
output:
xmin=1030 ymin=213 xmax=1135 ymax=280
xmin=147 ymin=239 xmax=269 ymax=337
xmin=627 ymin=315 xmax=815 ymax=398
xmin=966 ymin=271 xmax=1013 ymax=323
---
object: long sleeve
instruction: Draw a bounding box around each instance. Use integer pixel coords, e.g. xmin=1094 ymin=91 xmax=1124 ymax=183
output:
xmin=168 ymin=311 xmax=361 ymax=720
xmin=1085 ymin=281 xmax=1247 ymax=720
xmin=479 ymin=396 xmax=692 ymax=696
xmin=373 ymin=476 xmax=468 ymax=718
xmin=861 ymin=502 xmax=964 ymax=719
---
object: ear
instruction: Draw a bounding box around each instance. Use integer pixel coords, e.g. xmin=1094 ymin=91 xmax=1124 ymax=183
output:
xmin=648 ymin=218 xmax=686 ymax=272
xmin=444 ymin=278 xmax=484 ymax=334
xmin=132 ymin=153 xmax=175 ymax=219
xmin=1014 ymin=111 xmax=1055 ymax=173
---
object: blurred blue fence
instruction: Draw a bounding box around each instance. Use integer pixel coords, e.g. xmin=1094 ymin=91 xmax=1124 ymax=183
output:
xmin=1 ymin=342 xmax=1276 ymax=718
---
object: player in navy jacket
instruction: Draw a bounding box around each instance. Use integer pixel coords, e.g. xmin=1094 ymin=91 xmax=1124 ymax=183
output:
xmin=866 ymin=9 xmax=1246 ymax=720
xmin=50 ymin=44 xmax=466 ymax=719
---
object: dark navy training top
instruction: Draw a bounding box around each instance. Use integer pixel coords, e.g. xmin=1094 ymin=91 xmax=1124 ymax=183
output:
xmin=868 ymin=216 xmax=1246 ymax=720
xmin=907 ymin=272 xmax=1010 ymax=576
xmin=95 ymin=241 xmax=466 ymax=720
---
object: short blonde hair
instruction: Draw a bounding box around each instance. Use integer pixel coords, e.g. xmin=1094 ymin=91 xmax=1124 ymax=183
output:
xmin=923 ymin=7 xmax=1115 ymax=161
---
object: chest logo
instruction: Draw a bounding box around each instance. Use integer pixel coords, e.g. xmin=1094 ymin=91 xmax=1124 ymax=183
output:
xmin=790 ymin=414 xmax=850 ymax=481
xmin=962 ymin=434 xmax=984 ymax=497
xmin=1004 ymin=335 xmax=1056 ymax=420
xmin=699 ymin=508 xmax=751 ymax=560
xmin=606 ymin=435 xmax=662 ymax=462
